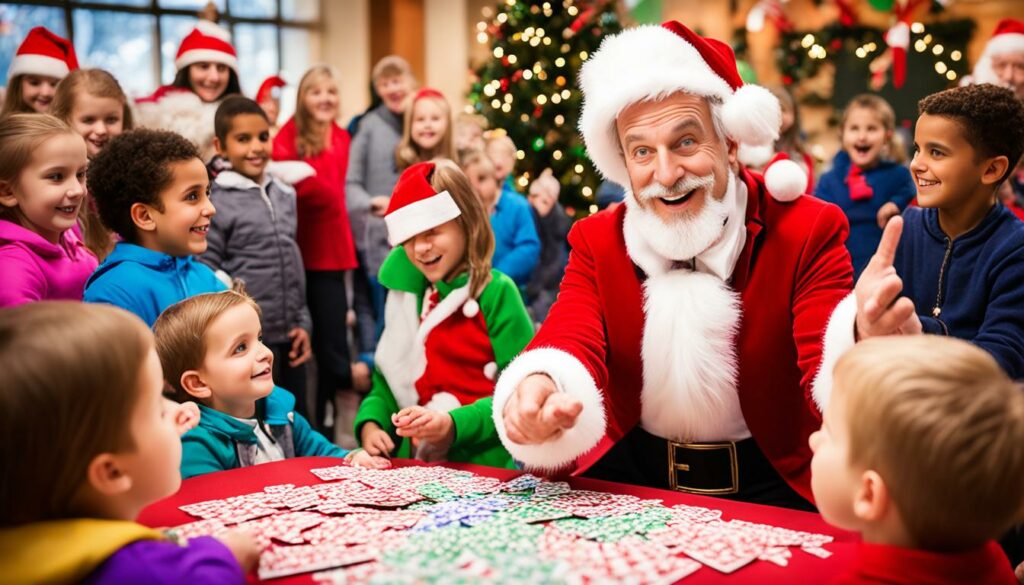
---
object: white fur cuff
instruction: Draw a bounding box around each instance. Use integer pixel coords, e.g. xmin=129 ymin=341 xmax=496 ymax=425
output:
xmin=812 ymin=293 xmax=858 ymax=411
xmin=492 ymin=347 xmax=607 ymax=471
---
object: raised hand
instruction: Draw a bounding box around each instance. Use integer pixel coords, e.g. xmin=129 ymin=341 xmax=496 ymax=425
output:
xmin=393 ymin=406 xmax=454 ymax=445
xmin=502 ymin=374 xmax=582 ymax=445
xmin=854 ymin=216 xmax=917 ymax=340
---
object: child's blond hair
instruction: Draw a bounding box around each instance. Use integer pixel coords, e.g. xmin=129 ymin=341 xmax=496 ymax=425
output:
xmin=0 ymin=114 xmax=80 ymax=226
xmin=396 ymin=89 xmax=455 ymax=171
xmin=427 ymin=159 xmax=494 ymax=299
xmin=840 ymin=94 xmax=906 ymax=164
xmin=294 ymin=65 xmax=340 ymax=158
xmin=0 ymin=302 xmax=152 ymax=525
xmin=0 ymin=75 xmax=37 ymax=118
xmin=371 ymin=55 xmax=412 ymax=85
xmin=153 ymin=288 xmax=261 ymax=403
xmin=835 ymin=336 xmax=1024 ymax=551
xmin=458 ymin=148 xmax=495 ymax=176
xmin=50 ymin=68 xmax=135 ymax=132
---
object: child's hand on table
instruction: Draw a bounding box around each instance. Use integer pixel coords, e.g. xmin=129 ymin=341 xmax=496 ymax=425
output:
xmin=359 ymin=421 xmax=395 ymax=457
xmin=217 ymin=528 xmax=261 ymax=573
xmin=347 ymin=448 xmax=391 ymax=469
xmin=393 ymin=406 xmax=455 ymax=446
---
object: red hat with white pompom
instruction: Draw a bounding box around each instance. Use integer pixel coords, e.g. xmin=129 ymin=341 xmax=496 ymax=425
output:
xmin=385 ymin=161 xmax=461 ymax=247
xmin=8 ymin=27 xmax=78 ymax=82
xmin=175 ymin=20 xmax=238 ymax=73
xmin=255 ymin=75 xmax=286 ymax=103
xmin=972 ymin=19 xmax=1024 ymax=87
xmin=579 ymin=20 xmax=804 ymax=202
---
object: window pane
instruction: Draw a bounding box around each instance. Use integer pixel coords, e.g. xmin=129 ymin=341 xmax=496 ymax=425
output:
xmin=76 ymin=0 xmax=150 ymax=6
xmin=229 ymin=0 xmax=276 ymax=19
xmin=279 ymin=27 xmax=319 ymax=120
xmin=160 ymin=15 xmax=205 ymax=86
xmin=72 ymin=10 xmax=156 ymax=98
xmin=0 ymin=5 xmax=66 ymax=85
xmin=234 ymin=24 xmax=278 ymax=97
xmin=281 ymin=0 xmax=319 ymax=21
xmin=158 ymin=0 xmax=226 ymax=10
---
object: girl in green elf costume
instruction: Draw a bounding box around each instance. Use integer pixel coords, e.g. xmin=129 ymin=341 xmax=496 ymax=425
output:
xmin=354 ymin=159 xmax=534 ymax=468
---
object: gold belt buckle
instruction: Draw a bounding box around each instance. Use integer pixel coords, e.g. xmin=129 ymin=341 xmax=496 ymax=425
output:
xmin=667 ymin=440 xmax=740 ymax=495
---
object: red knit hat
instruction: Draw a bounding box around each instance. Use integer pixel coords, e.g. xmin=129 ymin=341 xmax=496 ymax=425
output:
xmin=972 ymin=19 xmax=1024 ymax=86
xmin=8 ymin=27 xmax=78 ymax=82
xmin=175 ymin=20 xmax=238 ymax=73
xmin=385 ymin=162 xmax=461 ymax=246
xmin=579 ymin=20 xmax=782 ymax=190
xmin=255 ymin=75 xmax=286 ymax=103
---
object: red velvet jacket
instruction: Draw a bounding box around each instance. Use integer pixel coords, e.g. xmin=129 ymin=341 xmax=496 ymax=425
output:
xmin=495 ymin=169 xmax=853 ymax=502
xmin=272 ymin=118 xmax=357 ymax=271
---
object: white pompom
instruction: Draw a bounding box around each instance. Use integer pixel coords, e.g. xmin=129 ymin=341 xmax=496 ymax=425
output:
xmin=483 ymin=361 xmax=498 ymax=381
xmin=745 ymin=5 xmax=766 ymax=33
xmin=737 ymin=142 xmax=775 ymax=168
xmin=462 ymin=299 xmax=480 ymax=318
xmin=764 ymin=159 xmax=807 ymax=202
xmin=722 ymin=84 xmax=781 ymax=147
xmin=195 ymin=19 xmax=232 ymax=42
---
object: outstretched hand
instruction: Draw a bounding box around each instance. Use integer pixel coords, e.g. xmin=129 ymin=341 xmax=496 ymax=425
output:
xmin=854 ymin=216 xmax=919 ymax=340
xmin=502 ymin=374 xmax=582 ymax=445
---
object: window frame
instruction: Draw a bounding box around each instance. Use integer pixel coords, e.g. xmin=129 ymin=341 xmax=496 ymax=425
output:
xmin=4 ymin=0 xmax=319 ymax=85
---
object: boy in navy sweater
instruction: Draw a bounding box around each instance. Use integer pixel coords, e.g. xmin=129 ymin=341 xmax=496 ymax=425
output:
xmin=893 ymin=84 xmax=1024 ymax=380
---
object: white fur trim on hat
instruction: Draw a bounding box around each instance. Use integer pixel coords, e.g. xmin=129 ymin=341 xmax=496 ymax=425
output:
xmin=385 ymin=190 xmax=461 ymax=246
xmin=579 ymin=25 xmax=780 ymax=186
xmin=7 ymin=54 xmax=69 ymax=81
xmin=175 ymin=48 xmax=239 ymax=73
xmin=764 ymin=159 xmax=807 ymax=202
xmin=492 ymin=347 xmax=607 ymax=471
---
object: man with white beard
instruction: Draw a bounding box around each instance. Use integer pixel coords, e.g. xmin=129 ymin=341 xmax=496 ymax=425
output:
xmin=492 ymin=21 xmax=914 ymax=509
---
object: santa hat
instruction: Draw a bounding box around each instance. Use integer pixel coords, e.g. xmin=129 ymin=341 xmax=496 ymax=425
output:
xmin=579 ymin=21 xmax=794 ymax=200
xmin=255 ymin=75 xmax=286 ymax=103
xmin=385 ymin=161 xmax=461 ymax=246
xmin=7 ymin=27 xmax=78 ymax=82
xmin=175 ymin=20 xmax=238 ymax=73
xmin=972 ymin=19 xmax=1024 ymax=86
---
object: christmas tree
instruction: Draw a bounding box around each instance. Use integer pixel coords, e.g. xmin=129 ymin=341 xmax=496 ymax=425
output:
xmin=469 ymin=0 xmax=622 ymax=214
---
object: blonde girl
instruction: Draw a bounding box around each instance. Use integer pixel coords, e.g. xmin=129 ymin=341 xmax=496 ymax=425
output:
xmin=355 ymin=160 xmax=533 ymax=467
xmin=51 ymin=68 xmax=134 ymax=259
xmin=0 ymin=26 xmax=78 ymax=117
xmin=0 ymin=302 xmax=259 ymax=582
xmin=395 ymin=88 xmax=456 ymax=170
xmin=815 ymin=94 xmax=916 ymax=277
xmin=0 ymin=114 xmax=97 ymax=306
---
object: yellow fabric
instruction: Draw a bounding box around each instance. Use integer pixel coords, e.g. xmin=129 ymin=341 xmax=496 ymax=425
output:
xmin=0 ymin=518 xmax=164 ymax=585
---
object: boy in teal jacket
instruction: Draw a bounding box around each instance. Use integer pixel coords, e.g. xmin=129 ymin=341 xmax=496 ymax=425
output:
xmin=153 ymin=289 xmax=388 ymax=479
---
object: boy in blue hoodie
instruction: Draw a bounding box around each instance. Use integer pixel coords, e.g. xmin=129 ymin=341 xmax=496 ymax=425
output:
xmin=84 ymin=129 xmax=226 ymax=326
xmin=891 ymin=84 xmax=1024 ymax=380
xmin=153 ymin=289 xmax=388 ymax=479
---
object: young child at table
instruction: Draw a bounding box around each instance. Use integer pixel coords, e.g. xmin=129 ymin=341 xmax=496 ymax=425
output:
xmin=0 ymin=302 xmax=260 ymax=583
xmin=201 ymin=96 xmax=313 ymax=419
xmin=0 ymin=114 xmax=96 ymax=307
xmin=51 ymin=67 xmax=134 ymax=260
xmin=355 ymin=160 xmax=534 ymax=468
xmin=481 ymin=134 xmax=544 ymax=288
xmin=815 ymin=95 xmax=915 ymax=277
xmin=83 ymin=129 xmax=227 ymax=326
xmin=810 ymin=335 xmax=1024 ymax=584
xmin=153 ymin=288 xmax=389 ymax=479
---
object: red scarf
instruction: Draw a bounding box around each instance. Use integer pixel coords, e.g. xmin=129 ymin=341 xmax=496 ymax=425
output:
xmin=846 ymin=164 xmax=874 ymax=201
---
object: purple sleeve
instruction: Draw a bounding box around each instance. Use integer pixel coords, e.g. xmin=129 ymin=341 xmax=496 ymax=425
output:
xmin=82 ymin=536 xmax=245 ymax=585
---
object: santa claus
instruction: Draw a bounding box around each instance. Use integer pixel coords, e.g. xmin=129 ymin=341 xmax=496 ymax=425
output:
xmin=492 ymin=21 xmax=915 ymax=509
xmin=969 ymin=18 xmax=1024 ymax=100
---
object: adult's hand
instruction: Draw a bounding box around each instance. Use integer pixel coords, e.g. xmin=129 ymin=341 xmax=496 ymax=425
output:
xmin=369 ymin=196 xmax=390 ymax=217
xmin=854 ymin=216 xmax=917 ymax=340
xmin=502 ymin=374 xmax=582 ymax=444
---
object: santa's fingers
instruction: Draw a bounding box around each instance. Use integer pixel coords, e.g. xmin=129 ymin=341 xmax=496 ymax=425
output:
xmin=862 ymin=274 xmax=904 ymax=323
xmin=542 ymin=394 xmax=582 ymax=430
xmin=867 ymin=215 xmax=903 ymax=271
xmin=866 ymin=297 xmax=917 ymax=337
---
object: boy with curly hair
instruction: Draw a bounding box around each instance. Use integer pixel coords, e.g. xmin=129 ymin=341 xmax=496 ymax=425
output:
xmin=810 ymin=336 xmax=1024 ymax=584
xmin=854 ymin=84 xmax=1024 ymax=378
xmin=84 ymin=129 xmax=226 ymax=325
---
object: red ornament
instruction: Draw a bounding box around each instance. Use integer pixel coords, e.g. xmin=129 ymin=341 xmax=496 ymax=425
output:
xmin=782 ymin=75 xmax=794 ymax=84
xmin=511 ymin=70 xmax=523 ymax=82
xmin=834 ymin=0 xmax=857 ymax=27
xmin=500 ymin=78 xmax=510 ymax=91
xmin=830 ymin=39 xmax=842 ymax=50
xmin=501 ymin=56 xmax=510 ymax=67
xmin=569 ymin=7 xmax=596 ymax=33
xmin=533 ymin=106 xmax=543 ymax=118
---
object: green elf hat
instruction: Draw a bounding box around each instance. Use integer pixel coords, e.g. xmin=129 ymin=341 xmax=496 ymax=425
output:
xmin=384 ymin=161 xmax=461 ymax=247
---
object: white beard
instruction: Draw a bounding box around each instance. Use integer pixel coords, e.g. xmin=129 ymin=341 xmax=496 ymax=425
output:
xmin=626 ymin=173 xmax=731 ymax=262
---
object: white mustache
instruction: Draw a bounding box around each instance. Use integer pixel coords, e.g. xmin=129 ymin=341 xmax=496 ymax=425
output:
xmin=638 ymin=174 xmax=716 ymax=201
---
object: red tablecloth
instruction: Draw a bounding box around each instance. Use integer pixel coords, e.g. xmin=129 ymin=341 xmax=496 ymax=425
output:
xmin=139 ymin=457 xmax=858 ymax=583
